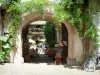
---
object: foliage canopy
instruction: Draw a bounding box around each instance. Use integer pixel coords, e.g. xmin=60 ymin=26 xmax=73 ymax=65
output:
xmin=53 ymin=0 xmax=100 ymax=46
xmin=0 ymin=0 xmax=100 ymax=47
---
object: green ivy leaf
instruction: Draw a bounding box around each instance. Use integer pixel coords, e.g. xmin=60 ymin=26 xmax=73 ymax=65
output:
xmin=3 ymin=43 xmax=10 ymax=49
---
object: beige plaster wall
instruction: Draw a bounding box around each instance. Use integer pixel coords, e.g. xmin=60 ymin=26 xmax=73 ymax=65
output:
xmin=63 ymin=21 xmax=84 ymax=65
xmin=74 ymin=29 xmax=84 ymax=64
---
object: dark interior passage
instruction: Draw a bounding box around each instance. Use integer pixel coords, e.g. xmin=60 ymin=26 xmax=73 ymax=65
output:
xmin=22 ymin=25 xmax=29 ymax=57
xmin=26 ymin=53 xmax=54 ymax=64
xmin=62 ymin=23 xmax=68 ymax=63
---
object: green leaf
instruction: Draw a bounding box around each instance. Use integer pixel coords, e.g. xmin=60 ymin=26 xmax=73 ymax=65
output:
xmin=3 ymin=43 xmax=10 ymax=49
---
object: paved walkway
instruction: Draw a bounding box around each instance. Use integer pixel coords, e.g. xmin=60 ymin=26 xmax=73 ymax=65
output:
xmin=0 ymin=51 xmax=100 ymax=75
xmin=0 ymin=63 xmax=100 ymax=75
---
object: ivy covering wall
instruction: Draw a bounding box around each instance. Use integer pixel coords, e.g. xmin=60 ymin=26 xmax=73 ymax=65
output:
xmin=0 ymin=0 xmax=47 ymax=62
xmin=53 ymin=0 xmax=100 ymax=47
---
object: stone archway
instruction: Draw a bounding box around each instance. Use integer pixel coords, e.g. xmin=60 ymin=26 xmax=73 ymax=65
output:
xmin=15 ymin=12 xmax=76 ymax=65
xmin=63 ymin=21 xmax=76 ymax=65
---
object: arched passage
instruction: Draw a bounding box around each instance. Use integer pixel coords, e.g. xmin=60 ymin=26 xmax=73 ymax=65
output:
xmin=22 ymin=20 xmax=56 ymax=62
xmin=21 ymin=12 xmax=56 ymax=62
xmin=63 ymin=21 xmax=76 ymax=65
xmin=15 ymin=12 xmax=76 ymax=65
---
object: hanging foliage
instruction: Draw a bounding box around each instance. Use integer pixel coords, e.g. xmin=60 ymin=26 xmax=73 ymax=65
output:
xmin=7 ymin=1 xmax=22 ymax=41
xmin=6 ymin=0 xmax=47 ymax=41
xmin=53 ymin=0 xmax=99 ymax=47
xmin=0 ymin=0 xmax=100 ymax=48
xmin=23 ymin=0 xmax=47 ymax=13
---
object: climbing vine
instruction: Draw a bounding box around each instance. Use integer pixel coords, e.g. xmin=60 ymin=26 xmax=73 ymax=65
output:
xmin=7 ymin=1 xmax=22 ymax=39
xmin=0 ymin=0 xmax=46 ymax=43
xmin=53 ymin=0 xmax=99 ymax=47
xmin=7 ymin=0 xmax=47 ymax=39
xmin=0 ymin=0 xmax=48 ymax=62
xmin=23 ymin=0 xmax=47 ymax=13
xmin=0 ymin=0 xmax=100 ymax=48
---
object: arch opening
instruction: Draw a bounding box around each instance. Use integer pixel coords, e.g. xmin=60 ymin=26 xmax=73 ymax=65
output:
xmin=22 ymin=20 xmax=57 ymax=63
xmin=15 ymin=12 xmax=74 ymax=65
